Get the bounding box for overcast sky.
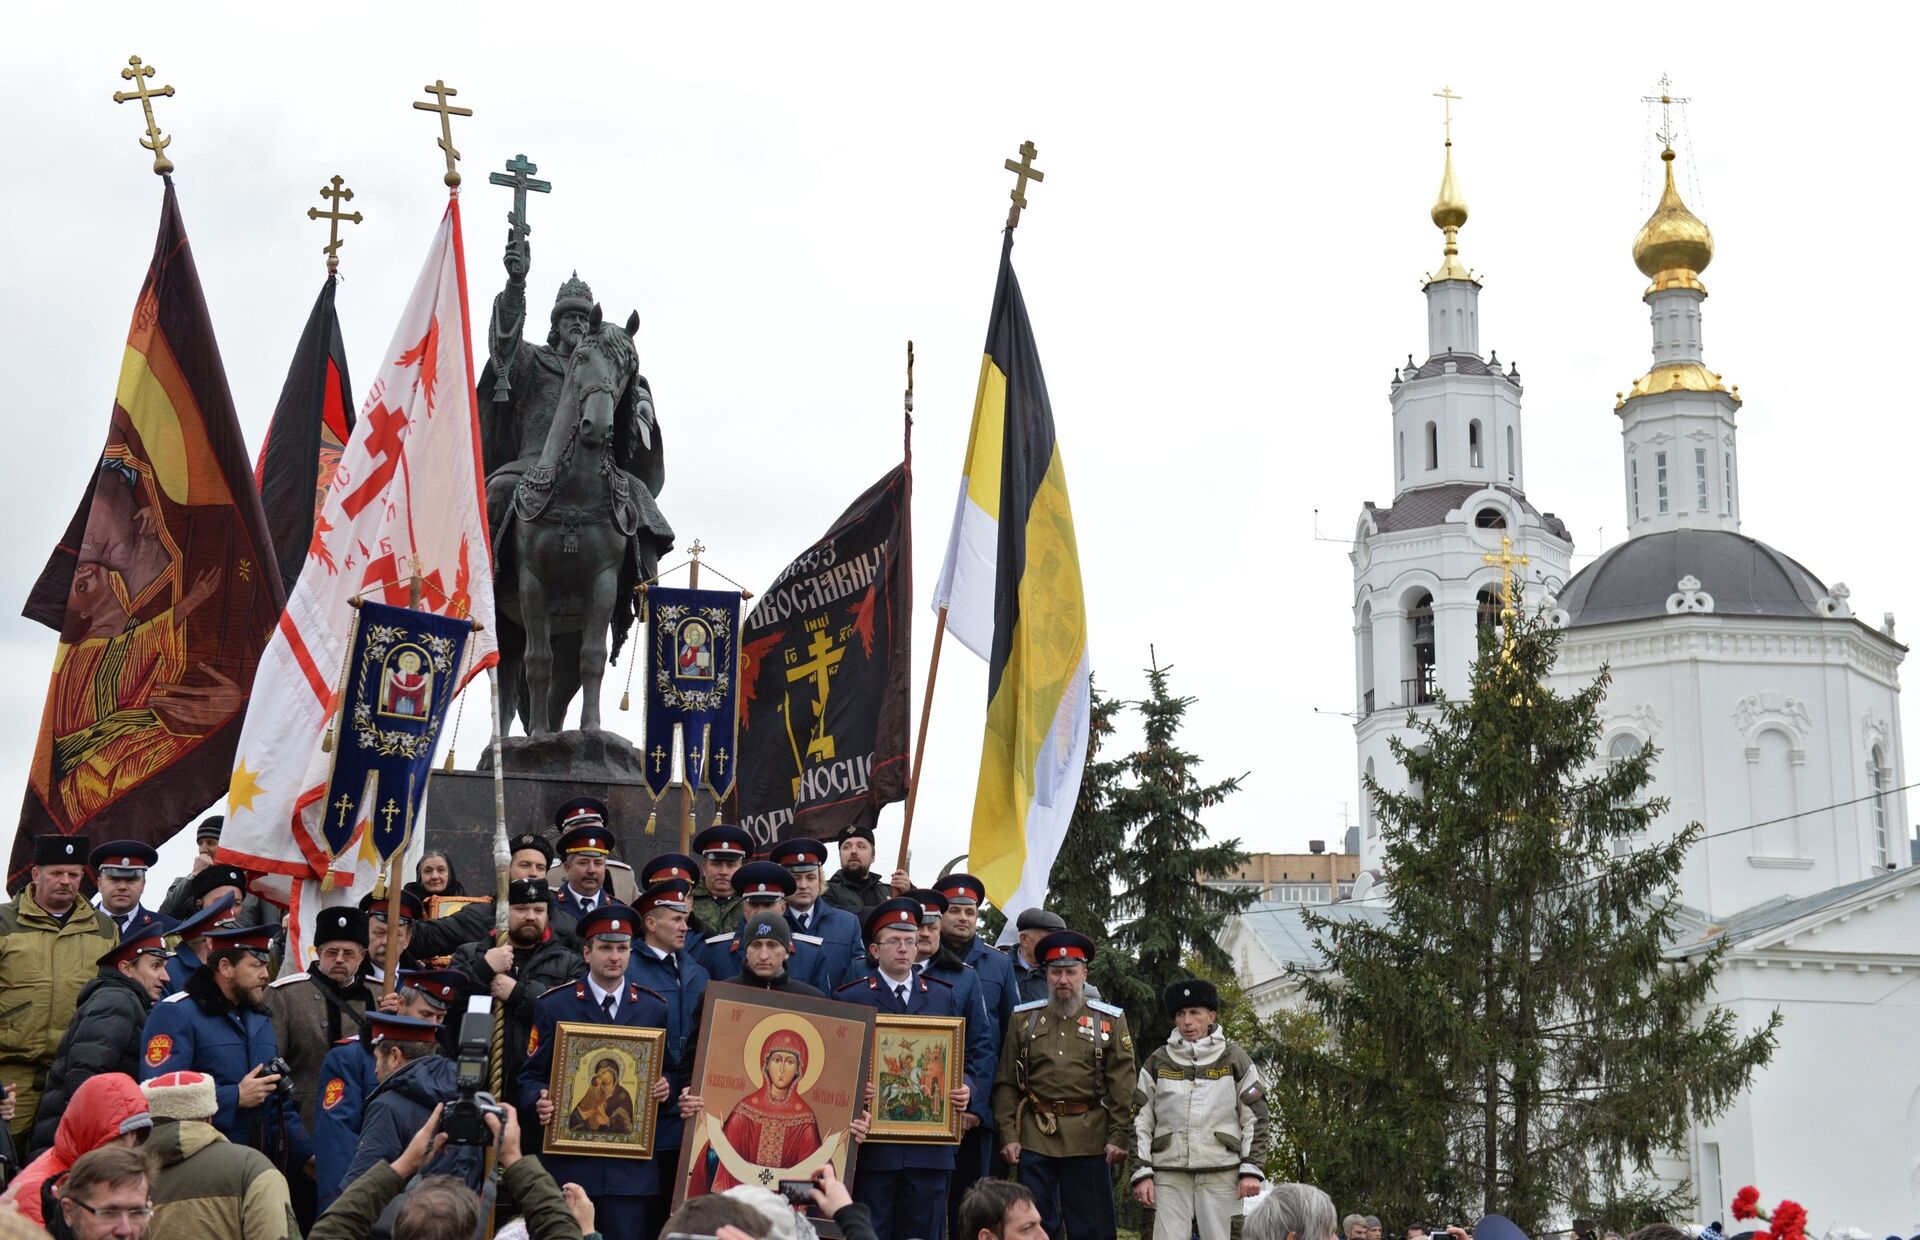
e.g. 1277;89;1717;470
7;5;1918;897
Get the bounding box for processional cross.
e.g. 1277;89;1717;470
413;80;473;187
308;176;364;271
1004;140;1044;229
112;55;176;176
489;154;551;239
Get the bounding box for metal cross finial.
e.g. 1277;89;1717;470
1640;73;1690;151
112;55;177;176
413;80;473;187
308;176;364;272
1004;140;1044;230
489;153;551;239
688;539;706;562
1482;534;1531;612
1433;86;1462;146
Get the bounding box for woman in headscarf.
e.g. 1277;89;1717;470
405;850;466;901
0;1073;150;1228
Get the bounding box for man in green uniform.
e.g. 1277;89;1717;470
991;928;1135;1240
688;824;751;935
0;834;116;1143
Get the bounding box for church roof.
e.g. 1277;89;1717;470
1365;483;1572;541
1557;529;1827;627
1665;867;1920;959
1232;899;1390;971
1405;351;1517;382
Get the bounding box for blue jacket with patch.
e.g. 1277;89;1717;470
312;1035;377;1212
342;1052;487;1192
786;901;862;990
517;977;670;1197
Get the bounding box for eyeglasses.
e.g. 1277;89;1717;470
67;1199;154;1225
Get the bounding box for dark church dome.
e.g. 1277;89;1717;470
1557;529;1828;627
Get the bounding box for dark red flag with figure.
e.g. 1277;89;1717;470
737;458;912;849
14;181;284;886
255;274;354;592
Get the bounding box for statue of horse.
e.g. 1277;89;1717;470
492;305;673;735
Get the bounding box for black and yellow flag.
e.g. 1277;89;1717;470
932;232;1090;917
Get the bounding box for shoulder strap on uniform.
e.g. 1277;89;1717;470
705;932;736;945
793;932;823;946
161;991;189;1004
268;973;308;989
1012;998;1045;1013
923;974;953;989
627;982;664;1003
833;977;872;993
535;981;576;1000
1087;999;1125;1018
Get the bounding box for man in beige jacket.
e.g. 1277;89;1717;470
140;1070;298;1240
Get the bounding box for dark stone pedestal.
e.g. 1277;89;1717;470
421;762;718;891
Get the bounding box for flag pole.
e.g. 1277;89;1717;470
677;550;703;853
896;342;930;876
487;663;510;1099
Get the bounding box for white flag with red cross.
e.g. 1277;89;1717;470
219;198;496;959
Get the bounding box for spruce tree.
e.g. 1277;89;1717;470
1107;650;1252;1046
1283;588;1777;1231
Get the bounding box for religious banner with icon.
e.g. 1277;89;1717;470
736;463;911;850
673;983;874;1234
319;599;474;863
643;587;743;800
13;180;284;888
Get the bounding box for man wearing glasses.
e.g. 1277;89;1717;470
56;1144;161;1240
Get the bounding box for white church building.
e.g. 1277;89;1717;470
1225;113;1920;1234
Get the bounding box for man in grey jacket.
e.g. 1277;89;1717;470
1130;978;1270;1240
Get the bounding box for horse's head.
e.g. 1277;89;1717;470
559;304;639;453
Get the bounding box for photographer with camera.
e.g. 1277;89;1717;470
340;1011;488;1195
313;1100;588;1240
313;980;453;1214
139;924;312;1179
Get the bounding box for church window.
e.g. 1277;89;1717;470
1475;586;1503;634
1725;452;1735;515
1474;507;1506;529
1407;592;1436;705
1469;420;1483;468
1630;460;1641;520
1749;729;1800;858
1505;426;1515;481
1424;423;1438;471
1695;448;1709;512
1358;602;1375;714
1655;451;1669;514
1871;747;1892;868
1607;734;1644;856
1397;432;1405;481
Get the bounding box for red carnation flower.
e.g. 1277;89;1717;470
1769;1201;1807;1240
1732;1187;1763;1221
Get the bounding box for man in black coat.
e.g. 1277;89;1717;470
339;1011;485;1192
449;878;581;1091
32;926;172;1149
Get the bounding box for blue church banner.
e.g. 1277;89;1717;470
643;587;742;800
321;599;473;862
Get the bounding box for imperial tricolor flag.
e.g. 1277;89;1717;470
737;461;912;849
220;197;495;955
256;273;355;593
933;230;1090;931
644;588;743;801
13;181;284;886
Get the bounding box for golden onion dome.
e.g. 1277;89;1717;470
1427;141;1474;283
1632;148;1713;292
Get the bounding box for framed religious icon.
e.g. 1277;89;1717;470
867;1015;964;1144
543;1021;668;1160
674;983;874;1234
421;896;491;967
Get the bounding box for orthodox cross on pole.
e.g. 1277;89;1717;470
1641;73;1690;151
1482;534;1530;612
112;55;176;176
413;80;473;187
308;175;364;272
1004;140;1044;230
489;154;551;239
1433;85;1462;145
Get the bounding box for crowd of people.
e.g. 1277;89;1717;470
0;800;1276;1240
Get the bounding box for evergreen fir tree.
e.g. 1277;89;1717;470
1107;650;1252;1046
1282;589;1778;1231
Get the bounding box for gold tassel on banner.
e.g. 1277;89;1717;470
644;806;657;836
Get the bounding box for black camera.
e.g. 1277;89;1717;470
263;1057;296;1102
442;997;504;1146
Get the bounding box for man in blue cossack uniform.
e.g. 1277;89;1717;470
140;924;312;1176
90;839;175;940
624;872;710;1227
549;799;618;933
694;861;832;990
834;897;993;1240
165;881;244;993
771;837;863;990
520;903;671;1240
310;982;449;1211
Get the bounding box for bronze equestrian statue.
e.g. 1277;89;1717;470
479;234;674;736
